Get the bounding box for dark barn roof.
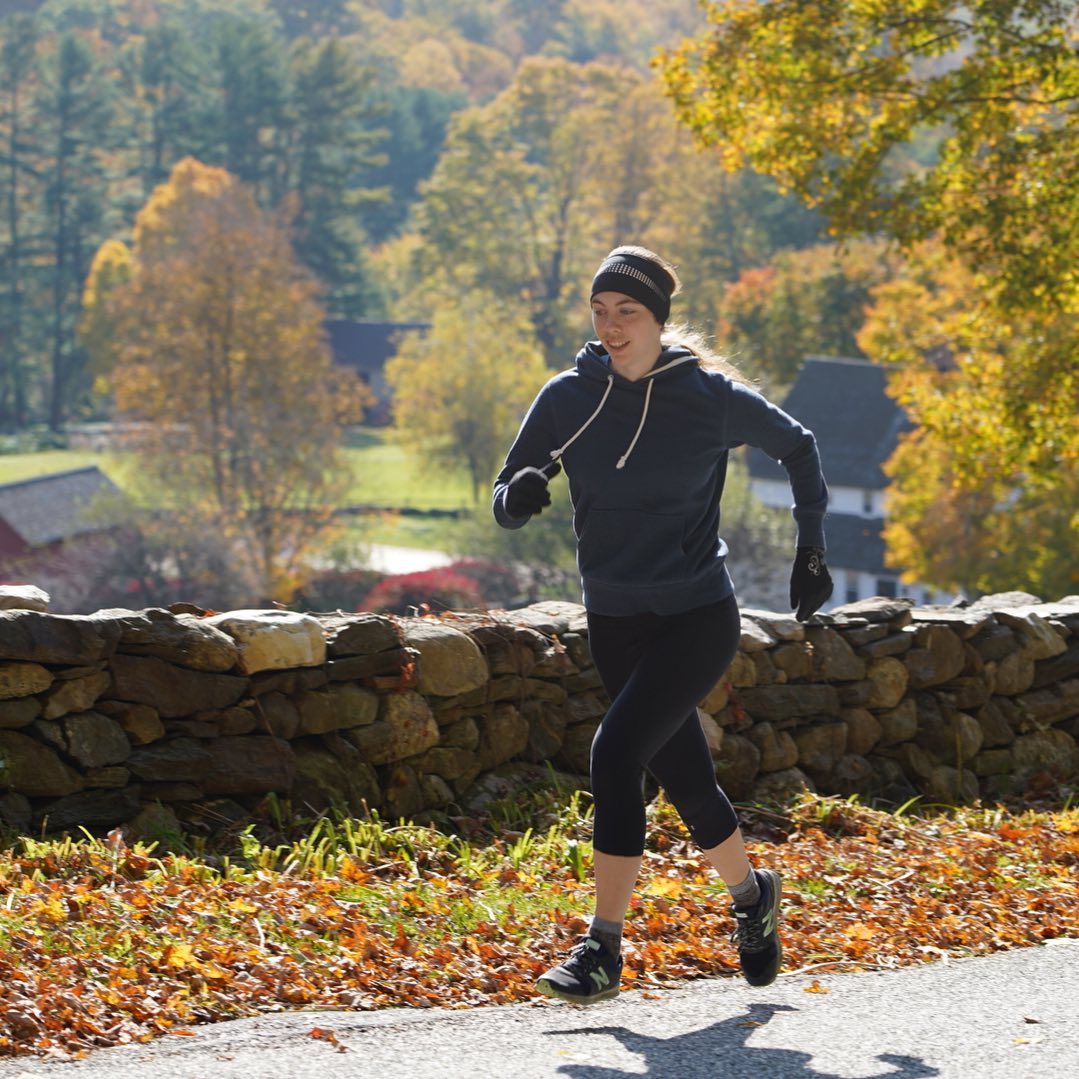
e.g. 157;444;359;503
323;320;429;378
747;356;910;489
0;466;120;549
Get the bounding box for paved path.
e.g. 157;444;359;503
2;938;1075;1078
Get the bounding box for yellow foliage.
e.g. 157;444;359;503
103;157;366;600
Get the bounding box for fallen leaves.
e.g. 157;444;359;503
0;797;1075;1059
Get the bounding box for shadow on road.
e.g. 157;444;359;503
547;1001;940;1078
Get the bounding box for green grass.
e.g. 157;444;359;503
0;449;124;485
0;429;478;547
342;437;473;509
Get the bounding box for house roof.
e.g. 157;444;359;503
324;319;430;378
824;514;889;576
0;466;120;548
746;356;910;489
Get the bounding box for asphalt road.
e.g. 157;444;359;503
2;937;1075;1079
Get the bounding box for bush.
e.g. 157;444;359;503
360;566;485;615
440;558;528;609
293;567;386;612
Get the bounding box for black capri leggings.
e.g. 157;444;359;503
586;595;742;858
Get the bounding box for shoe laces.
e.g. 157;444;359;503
731;909;766;952
562;935;608;975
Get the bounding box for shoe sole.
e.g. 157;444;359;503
742;868;783;988
534;977;620;1005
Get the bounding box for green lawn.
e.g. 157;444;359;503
0;430;478;548
0;449;125;486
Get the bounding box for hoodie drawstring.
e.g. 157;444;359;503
549;373;614;465
550;354;697;470
615;377;653;470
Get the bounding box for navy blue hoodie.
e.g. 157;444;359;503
493;342;828;616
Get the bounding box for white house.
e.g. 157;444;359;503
746;356;954;608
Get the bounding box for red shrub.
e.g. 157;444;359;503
360;566;485;615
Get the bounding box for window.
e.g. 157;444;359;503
862;489;874;514
845;587;859;604
875;578;897;598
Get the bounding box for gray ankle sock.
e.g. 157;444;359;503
728;868;762;909
589;915;623;957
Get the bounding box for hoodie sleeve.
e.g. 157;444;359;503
725;380;829;550
492;384;558;529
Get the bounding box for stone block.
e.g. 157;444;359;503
400;619;489;697
206;610;326;674
713;732;761;802
751;766;814;804
842;708;883;756
736;683;841;720
476;703;530;770
292;740;381;813
0;731;83;796
0;697;41;728
42;670;111;720
201;735;296;796
924;765;979;804
906;625;966;689
321;613;401;657
748;721;798;773
0;610;120;665
60;711;131;769
864;657;909;709
991;649;1036;696
995;609;1068;661
806;626;866;681
112;608;239;672
0;661;53;700
109;654;246;718
0;585;49;612
974;700;1015;748
793;721;848;773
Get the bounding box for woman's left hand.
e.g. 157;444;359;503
790;546;833;621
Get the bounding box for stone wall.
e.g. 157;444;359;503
0;590;1077;838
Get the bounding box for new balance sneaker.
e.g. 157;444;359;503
731;868;783;987
535;934;623;1004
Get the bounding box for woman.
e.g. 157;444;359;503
493;246;832;1004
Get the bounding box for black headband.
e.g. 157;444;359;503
590;254;672;324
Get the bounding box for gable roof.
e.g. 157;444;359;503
746;356;910;489
324;319;429;378
0;466;120;548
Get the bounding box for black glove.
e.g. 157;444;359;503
504;462;561;519
790;545;833;621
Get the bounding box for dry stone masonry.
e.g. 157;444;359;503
0;588;1077;839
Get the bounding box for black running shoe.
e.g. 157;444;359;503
731;868;783;987
535;934;622;1004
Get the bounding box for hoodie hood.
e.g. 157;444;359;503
552;343;699;469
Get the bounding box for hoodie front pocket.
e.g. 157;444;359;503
577;508;688;586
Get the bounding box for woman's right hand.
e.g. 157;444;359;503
504;462;561;518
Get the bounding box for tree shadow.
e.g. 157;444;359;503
547;1001;940;1079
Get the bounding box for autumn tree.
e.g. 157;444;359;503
88;157;370;601
660;1;1079;596
384;292;550;503
0;13;39;429
715;239;899;389
34;30;114;430
860;242;1078;598
659;0;1079;310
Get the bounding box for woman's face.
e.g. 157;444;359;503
590;291;663;374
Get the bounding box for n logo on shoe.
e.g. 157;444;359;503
590;968;610;990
